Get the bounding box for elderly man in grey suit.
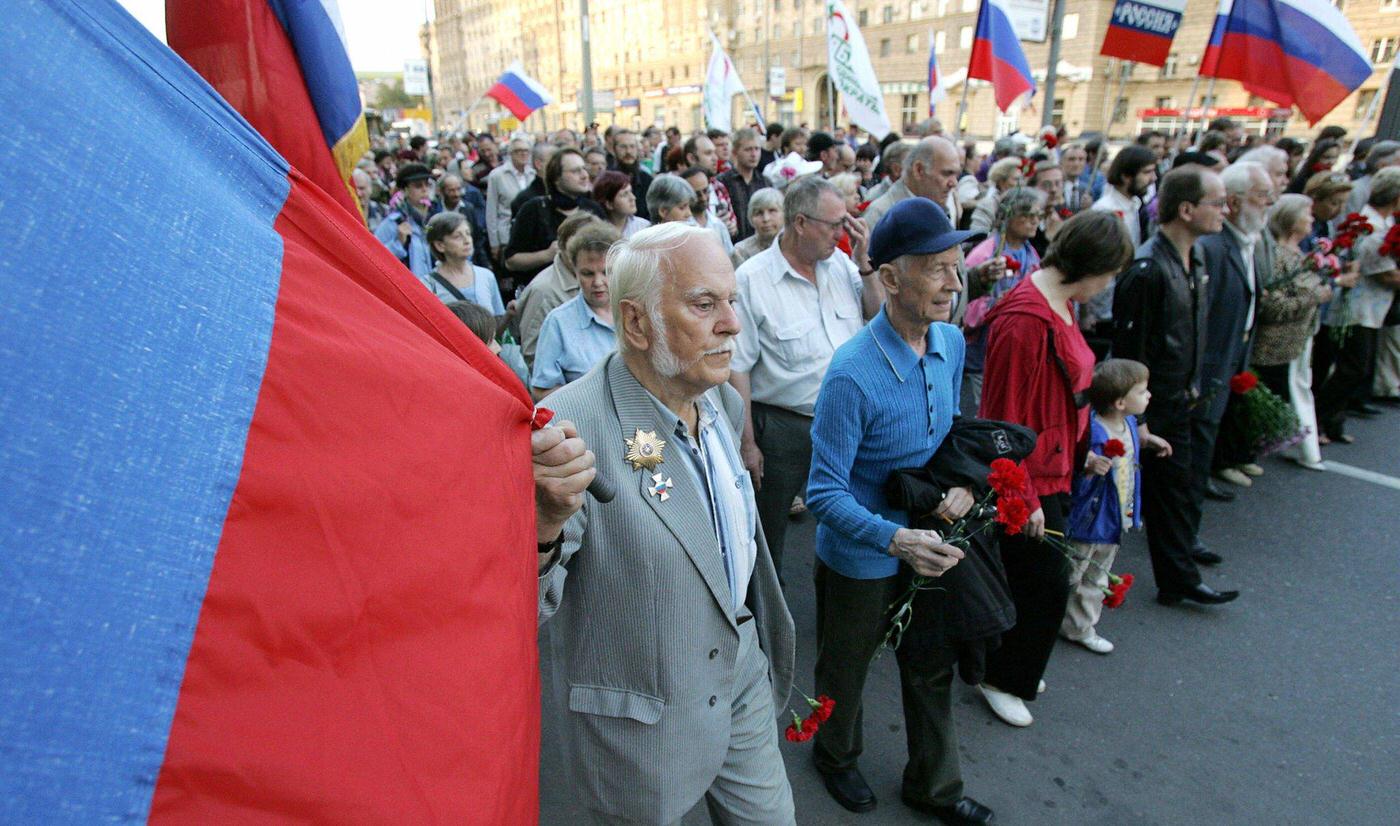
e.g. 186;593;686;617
535;222;797;825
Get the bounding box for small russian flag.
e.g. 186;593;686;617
968;0;1036;112
486;62;555;121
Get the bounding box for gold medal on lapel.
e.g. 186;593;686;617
625;429;666;471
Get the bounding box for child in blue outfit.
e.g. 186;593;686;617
1061;359;1152;654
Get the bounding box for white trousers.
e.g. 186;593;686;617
1373;325;1400;398
1286;337;1323;466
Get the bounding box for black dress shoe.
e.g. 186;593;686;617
1157;583;1240;605
1374;395;1400;408
1348;403;1381;418
902;794;996;824
819;766;877;813
1204;479;1237;502
1191;544;1223;565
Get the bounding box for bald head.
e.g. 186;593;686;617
904;136;962;203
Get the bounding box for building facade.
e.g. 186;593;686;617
430;0;1400;141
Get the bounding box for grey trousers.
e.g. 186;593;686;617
751;402;813;580
587;617;796;826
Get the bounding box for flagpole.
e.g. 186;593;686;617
1105;61;1129;139
954;76;971;141
1040;0;1066;129
1197;76;1217;139
461;93;487;131
1177;72;1203;139
828;73;838;131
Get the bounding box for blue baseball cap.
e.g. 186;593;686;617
868;197;985;268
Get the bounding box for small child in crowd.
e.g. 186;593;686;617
1062;358;1158;654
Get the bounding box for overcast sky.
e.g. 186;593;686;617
114;0;430;74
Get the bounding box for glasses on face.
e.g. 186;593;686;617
800;213;846;231
1193;197;1228;209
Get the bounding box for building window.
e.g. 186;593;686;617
1063;13;1079;39
1113;96;1129;123
907;33;920;52
880;38;891;57
859;9;869;25
1355;89;1378;118
1385;0;1400;10
901;93;920;129
1051;97;1065;127
793;21;801;37
1371;38;1397;65
935;30;946;52
883;5;895;23
959;25;972;49
1155;96;1173;108
910;0;928;20
1160;53;1178;79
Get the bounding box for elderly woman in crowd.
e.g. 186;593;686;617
593;170;650;239
646;173;697;224
976;211;1144;728
730;188;783;268
1315;167;1400;444
1303;170;1355;248
423;211;505;316
1252;195;1357;468
969;157;1026;233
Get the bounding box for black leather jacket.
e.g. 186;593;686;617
1112;232;1209;426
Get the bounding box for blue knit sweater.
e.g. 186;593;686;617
806;309;964;580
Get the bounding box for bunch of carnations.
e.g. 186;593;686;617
882;459;1032;651
1297;236;1343;287
784;691;835;743
1333;212;1374;251
1102;573;1135;608
1228;370;1306;456
1378;223;1400;259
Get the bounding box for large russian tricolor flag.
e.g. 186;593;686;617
968;0;1037;112
1100;0;1187;67
1199;0;1233;77
1207;0;1371;124
168;0;369;220
486;62;555;121
1;1;539;822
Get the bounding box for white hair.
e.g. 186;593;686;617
1221;161;1268;195
1235;146;1287;171
607;222;715;356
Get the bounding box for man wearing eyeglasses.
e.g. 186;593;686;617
730;176;884;579
1113;165;1241;608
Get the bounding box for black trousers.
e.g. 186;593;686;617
1188;413;1219;541
1315;327;1379;438
982;492;1072;701
1254;362;1291;400
751;402;813;580
1141;409;1204;594
812;562;963;807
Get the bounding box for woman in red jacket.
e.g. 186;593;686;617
976;210;1134;728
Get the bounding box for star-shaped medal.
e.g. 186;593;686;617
648;472;674;502
625;428;666;471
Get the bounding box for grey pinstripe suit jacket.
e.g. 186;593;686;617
539;353;796;822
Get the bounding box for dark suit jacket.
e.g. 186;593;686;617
1197;225;1260;423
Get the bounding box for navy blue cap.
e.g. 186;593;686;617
868;197;985;268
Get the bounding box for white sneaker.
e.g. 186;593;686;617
1074;634;1115;654
1238;463;1264;477
979;684;1033;727
1293;458;1326;471
1037;679;1046;694
1216;467;1252;487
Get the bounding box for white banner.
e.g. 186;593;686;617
1004;0;1050;43
403;59;429;96
703;31;749;132
826;0;891;139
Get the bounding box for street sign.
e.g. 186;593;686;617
581;89;616;112
1004;0;1050;43
403;59;429;95
768;67;786;98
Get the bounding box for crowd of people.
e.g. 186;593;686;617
360;117;1399;824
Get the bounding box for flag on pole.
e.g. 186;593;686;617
704;30;750;131
1199;0;1234;77
928;29;947;113
826;0;892;139
968;0;1037;112
486;62;555;121
2;1;540;821
1205;0;1371;124
167;0;369;220
1100;0;1188;67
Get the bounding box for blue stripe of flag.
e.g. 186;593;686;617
0;0;290;819
266;0;363;147
976;0;1036;95
500;72;548;112
1224;0;1371;89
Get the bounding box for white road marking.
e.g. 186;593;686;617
1321;460;1400;492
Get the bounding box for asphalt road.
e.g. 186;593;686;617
541;407;1400;825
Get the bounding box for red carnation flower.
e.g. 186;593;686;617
1043;133;1058;149
1229;371;1258;395
1102;438;1126;459
1004;258;1021;272
988;458;1028;497
995;496;1031;535
1103;572;1135;608
812;695;835;722
1057;206;1073;219
784;723;810;742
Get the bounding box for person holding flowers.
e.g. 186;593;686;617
806;198;993;824
976;210;1139;728
1061;359;1153;654
1315;167;1400;444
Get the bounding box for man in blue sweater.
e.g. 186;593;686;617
806;198;994;825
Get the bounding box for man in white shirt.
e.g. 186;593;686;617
1085;144;1159;332
485;138;535;259
730;176;884;578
